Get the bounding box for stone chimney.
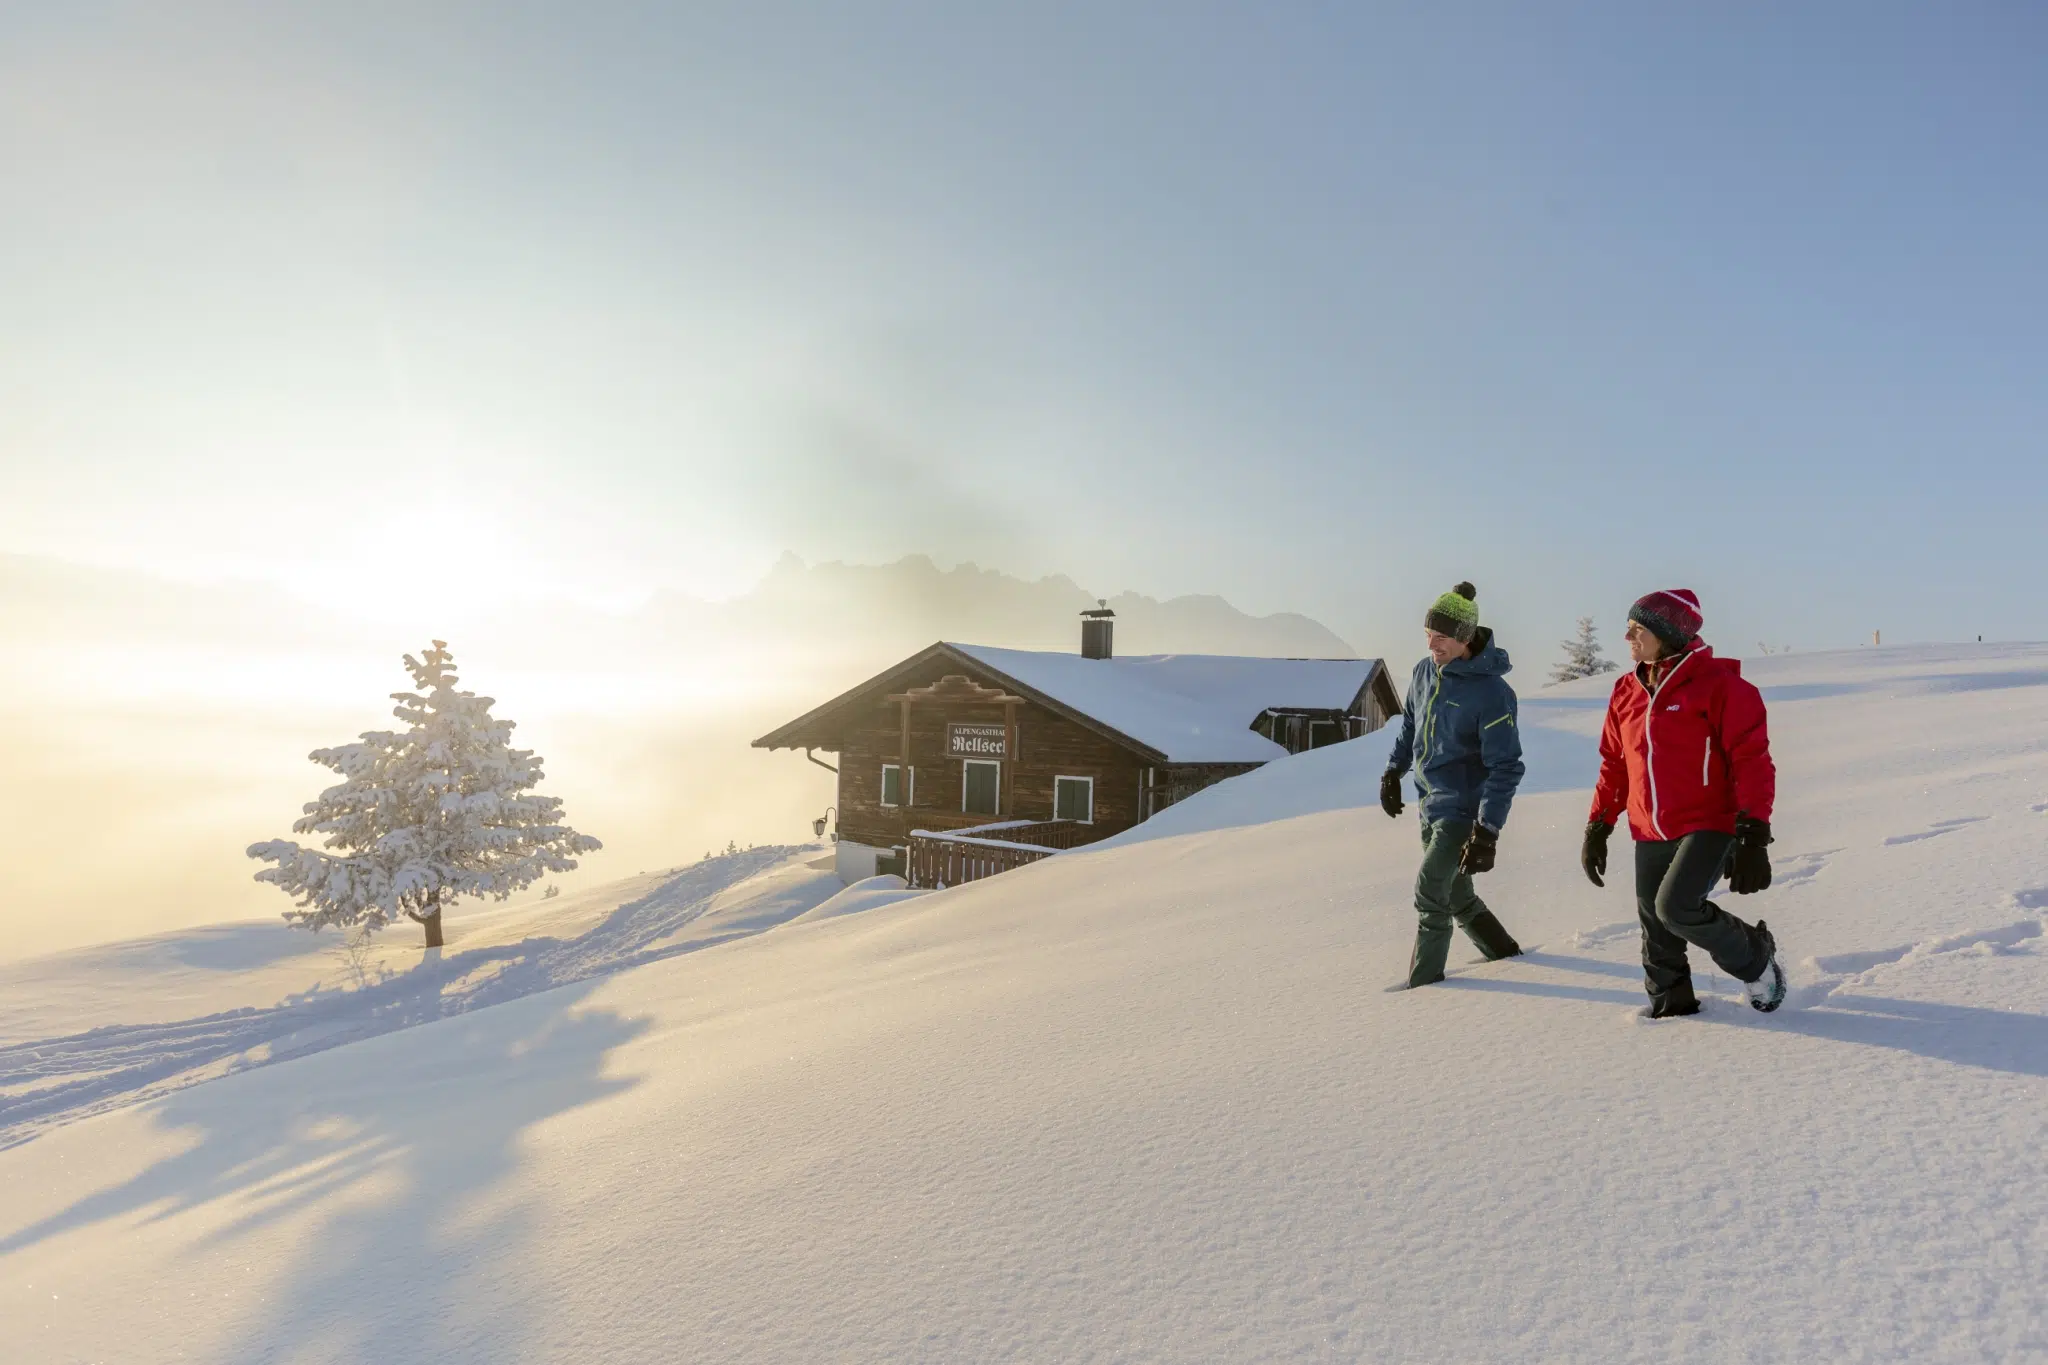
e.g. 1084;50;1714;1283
1081;600;1115;660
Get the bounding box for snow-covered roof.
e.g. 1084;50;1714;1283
947;644;1381;764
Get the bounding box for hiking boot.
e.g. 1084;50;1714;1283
1464;910;1523;961
1744;920;1787;1013
1385;973;1445;993
1640;994;1701;1019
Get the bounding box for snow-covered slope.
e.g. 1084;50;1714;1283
4;644;2046;1363
0;848;850;1144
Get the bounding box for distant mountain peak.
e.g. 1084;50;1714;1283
740;552;1357;660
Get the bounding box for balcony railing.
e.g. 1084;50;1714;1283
905;819;1091;888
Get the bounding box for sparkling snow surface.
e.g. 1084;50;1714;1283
949;643;1381;762
4;644;2047;1363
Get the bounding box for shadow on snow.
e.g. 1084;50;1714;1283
0;846;813;1149
1757;669;2048;703
1441;957;2048;1078
1;980;646;1363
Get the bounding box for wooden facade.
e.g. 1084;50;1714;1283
831;655;1159;850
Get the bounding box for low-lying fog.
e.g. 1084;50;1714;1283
0;552;1363;961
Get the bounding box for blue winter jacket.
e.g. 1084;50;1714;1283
1384;630;1526;831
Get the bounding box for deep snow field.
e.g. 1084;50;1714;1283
3;643;2046;1363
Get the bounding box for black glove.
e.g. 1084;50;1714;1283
1727;814;1773;894
1460;825;1498;875
1380;770;1405;820
1581;820;1612;888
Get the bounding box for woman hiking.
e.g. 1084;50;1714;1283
1380;582;1527;989
1581;589;1787;1016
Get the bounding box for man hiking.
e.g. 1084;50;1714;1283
1380;582;1527;989
1580;589;1788;1016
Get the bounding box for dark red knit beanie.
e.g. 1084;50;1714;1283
1629;589;1703;651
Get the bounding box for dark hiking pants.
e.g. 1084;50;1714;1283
1634;832;1769;1011
1409;818;1519;987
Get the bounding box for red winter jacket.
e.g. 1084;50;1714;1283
1590;643;1775;842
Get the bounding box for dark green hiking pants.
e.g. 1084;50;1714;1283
1409;818;1518;987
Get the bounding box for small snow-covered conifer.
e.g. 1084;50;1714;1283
248;642;601;948
1550;617;1619;684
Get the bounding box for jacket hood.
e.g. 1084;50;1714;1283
1445;628;1512;678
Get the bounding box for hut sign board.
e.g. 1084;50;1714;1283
946;722;1011;760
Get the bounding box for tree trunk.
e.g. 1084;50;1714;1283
420;894;444;949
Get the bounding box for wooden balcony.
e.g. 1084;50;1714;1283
905;819;1092;889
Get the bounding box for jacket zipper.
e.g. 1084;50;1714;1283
1415;668;1444;801
1641;648;1697;841
1702;736;1711;787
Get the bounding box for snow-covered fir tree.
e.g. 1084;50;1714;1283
1550;617;1619;684
248;641;601;948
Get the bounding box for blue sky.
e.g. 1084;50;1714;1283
1;2;2042;659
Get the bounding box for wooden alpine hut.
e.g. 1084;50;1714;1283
754;607;1400;888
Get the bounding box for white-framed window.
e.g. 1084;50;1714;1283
881;763;913;808
962;759;1001;816
1054;774;1094;823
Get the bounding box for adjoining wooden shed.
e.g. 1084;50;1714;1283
754;609;1400;887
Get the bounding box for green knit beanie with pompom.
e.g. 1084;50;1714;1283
1424;581;1480;643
